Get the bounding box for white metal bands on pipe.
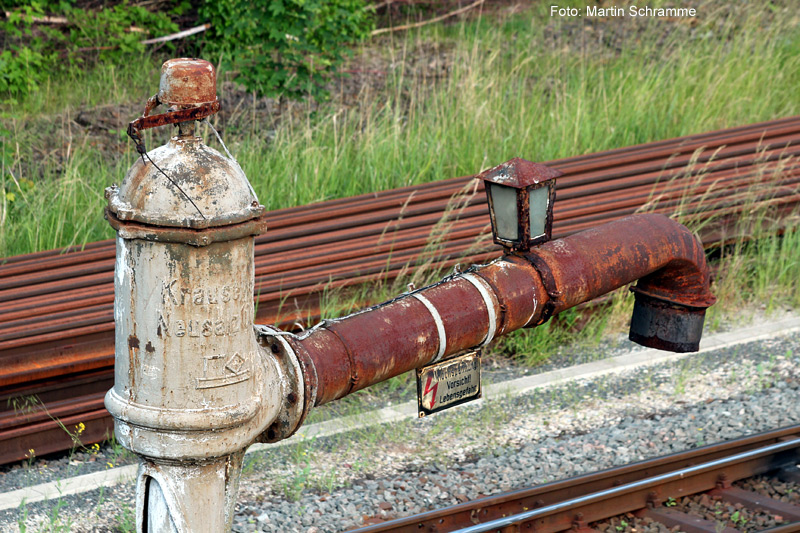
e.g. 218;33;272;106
462;273;498;347
412;293;447;363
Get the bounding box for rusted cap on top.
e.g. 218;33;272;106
158;58;217;107
479;157;562;189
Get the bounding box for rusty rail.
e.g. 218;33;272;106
1;117;799;464
354;425;800;532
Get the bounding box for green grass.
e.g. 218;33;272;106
2;1;799;257
240;2;800;211
498;301;625;366
708;220;800;317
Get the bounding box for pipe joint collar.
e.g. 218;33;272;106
254;325;316;443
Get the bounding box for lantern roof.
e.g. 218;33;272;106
478;157;563;189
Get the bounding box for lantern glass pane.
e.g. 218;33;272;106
529;184;550;239
489;183;519;241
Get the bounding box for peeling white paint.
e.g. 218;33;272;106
528;295;538;326
550;239;571;254
115;236;128;287
106;121;298;531
492;259;513;271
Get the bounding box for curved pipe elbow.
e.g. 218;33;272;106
525;213;716;352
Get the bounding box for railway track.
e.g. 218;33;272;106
354;425;800;533
1;116;800;465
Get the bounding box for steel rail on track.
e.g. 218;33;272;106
355;426;800;533
457;440;800;533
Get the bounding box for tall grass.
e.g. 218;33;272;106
240;1;799;206
2;2;798;257
707;218;800;322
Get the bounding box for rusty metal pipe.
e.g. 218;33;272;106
526;213;715;352
287;213;714;410
527;214;713;311
287;261;544;406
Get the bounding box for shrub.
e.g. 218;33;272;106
0;1;179;101
198;0;374;100
1;0;374;103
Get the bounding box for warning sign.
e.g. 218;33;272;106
416;351;481;417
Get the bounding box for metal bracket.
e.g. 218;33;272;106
525;252;562;326
127;98;221;154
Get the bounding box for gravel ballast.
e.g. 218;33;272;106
1;324;799;532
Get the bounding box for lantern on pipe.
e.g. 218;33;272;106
479;158;562;252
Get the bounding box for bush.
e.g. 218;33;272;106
0;1;179;101
0;0;374;103
198;0;373;100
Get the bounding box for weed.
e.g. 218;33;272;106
280;460;313;502
727;367;738;386
317;467;344;494
17;499;28;533
46;496;73;532
673;364;691;396
105;430;134;468
278;444;315;502
116;502;136;533
7;394;39;416
95;486;106;513
273;438;350;501
757;361;770;390
731;510;748;527
242;453;265;477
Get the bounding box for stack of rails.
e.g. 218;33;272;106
1;116;800;464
